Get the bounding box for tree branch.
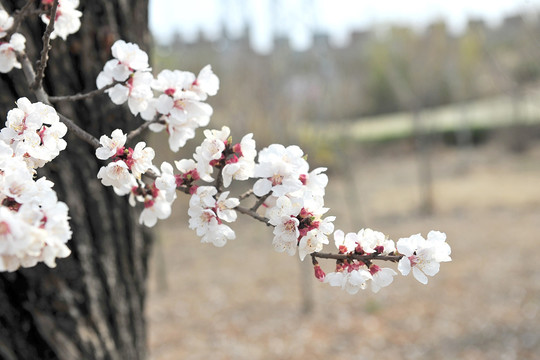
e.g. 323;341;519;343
238;189;253;201
5;0;35;38
312;252;403;263
18;52;101;149
166;171;406;265
48;82;117;102
234;205;271;226
214;166;224;193
31;0;58;90
250;193;270;212
126;116;163;142
18;52;50;103
59;113;101;148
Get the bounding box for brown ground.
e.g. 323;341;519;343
146;136;540;360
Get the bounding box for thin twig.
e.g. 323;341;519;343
214;166;224;193
59;114;101;148
235;200;402;263
5;0;35;38
30;9;48;17
18;52;50;103
238;189;253;201
250;193;270;212
48;82;117;102
127;116;164;142
31;0;58;90
235;205;271;226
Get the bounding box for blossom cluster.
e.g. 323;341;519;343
40;0;82;40
96;40;219;152
194;126;256;185
0;99;71;272
255;144;335;260
188;186;238;247
0;97;67;168
0;10;26;73
94;129;175;227
96;40;153;115
322;229;451;294
0;1;453;297
396;230;452;284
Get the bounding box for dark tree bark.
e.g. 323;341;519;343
0;1;153;359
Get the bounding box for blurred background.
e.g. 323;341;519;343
145;1;540;359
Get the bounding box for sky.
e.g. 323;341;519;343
149;0;540;53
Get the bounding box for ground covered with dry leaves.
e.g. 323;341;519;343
146;137;540;360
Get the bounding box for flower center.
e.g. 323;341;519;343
271;174;284;186
408;255;418;267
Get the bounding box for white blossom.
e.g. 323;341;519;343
397;232;451;284
1;97;66;168
192;126;230;181
95;129;127;160
0;10;14;38
107;71;154;116
356;228;395;255
191;65;219;100
333;228;395;256
215;191;239;222
151;69;194;94
370;266;398;293
325;269;373;295
139;190;172;227
188;186;237;247
298;229;329;261
253;144;308;197
188;206;217;236
272;216;300;256
222;133;256;188
96;160;136;195
148;66;218;152
130;142;155;179
155;162;177;203
110;39;150;73
266;195;303;226
0;150;71;272
201;223;235;247
189;186;217;209
0;33;25;73
41;0;82;40
333;229;358;254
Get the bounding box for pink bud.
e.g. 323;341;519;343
144;198;155;209
314;264;325;282
175;174;184;187
226;154;239;164
151;184;159;198
233;143;243;156
369;264;381;275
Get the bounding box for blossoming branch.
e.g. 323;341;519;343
0;0;451;295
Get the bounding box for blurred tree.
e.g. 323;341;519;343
365;39;400;114
457;24;484;99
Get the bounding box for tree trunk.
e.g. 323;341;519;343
0;1;152;359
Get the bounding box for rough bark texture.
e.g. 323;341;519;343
0;1;152;359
